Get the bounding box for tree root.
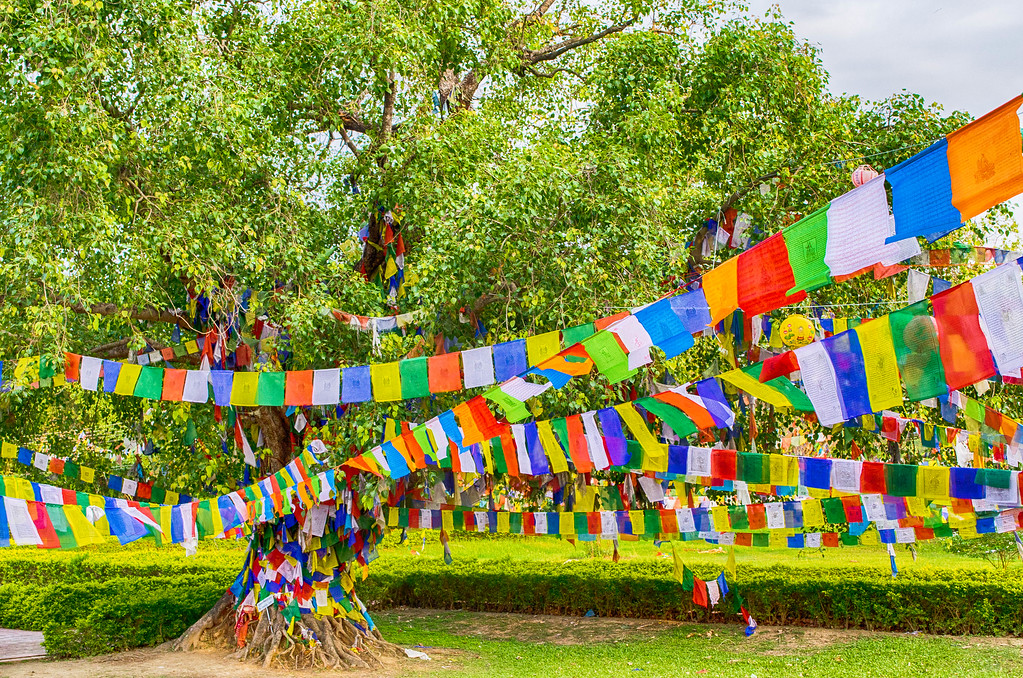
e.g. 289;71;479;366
172;591;235;652
174;592;401;669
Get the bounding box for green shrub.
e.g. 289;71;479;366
41;577;230;658
0;544;1020;658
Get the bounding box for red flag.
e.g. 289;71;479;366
692;577;709;608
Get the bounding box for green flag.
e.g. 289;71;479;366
133;366;164;400
257;371;286;406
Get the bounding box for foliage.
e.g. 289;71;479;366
0;0;988;497
0;537;1017;658
943;533;1022;570
41;577;230;658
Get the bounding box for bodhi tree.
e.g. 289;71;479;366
0;0;978;667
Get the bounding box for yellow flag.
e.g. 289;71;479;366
725;546;737;580
801;499;825;527
479;439;495;474
114;364;142;396
526;331;561;366
917;466;950;500
769;454;799;486
672;543;686;585
442;510;454;533
711;505;730;532
536;421;569;474
370;362;402;402
230;372;260;407
854;318;903;412
63;506;105;546
629;510;645;536
719;369;793;409
615;404;668;472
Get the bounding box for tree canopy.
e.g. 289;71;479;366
0;0;1003;495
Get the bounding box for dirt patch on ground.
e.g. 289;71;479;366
383;608;683;645
0;645;461;678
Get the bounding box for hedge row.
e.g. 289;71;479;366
0;548;242;586
0;574;233;658
359;558;1023;636
0;550;1018;658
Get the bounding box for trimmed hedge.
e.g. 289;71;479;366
0;573;234;658
39;576;231;658
0;546;1019;658
359;558;1023;636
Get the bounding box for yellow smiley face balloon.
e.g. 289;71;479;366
780;314;815;348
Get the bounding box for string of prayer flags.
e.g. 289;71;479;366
887;96;1023;243
385;500;1023;549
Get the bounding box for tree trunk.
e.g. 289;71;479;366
173;585;404;668
253;405;295;473
888;439;900;464
174;404;403;668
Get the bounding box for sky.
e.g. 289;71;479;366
744;0;1023;224
744;0;1023;117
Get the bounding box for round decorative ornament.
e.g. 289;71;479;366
851;164;880;187
780;314;815;348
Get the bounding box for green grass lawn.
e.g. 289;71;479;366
374;610;1023;678
376;528;1002;572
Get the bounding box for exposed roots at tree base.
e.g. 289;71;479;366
172;592;405;670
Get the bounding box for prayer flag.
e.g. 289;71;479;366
692;577;709;608
341;366;371;403
737;232;806;315
889;301;947;401
702;256;739;324
428;353;462;393
793;342;845;425
886;139;961;243
669;290;713;333
132;366;164;400
821;331;871;420
312;368;342;405
230;371;259;407
461;347;496;389
853;317;904;411
113;363;142;396
972;261;1023;378
161;369;186;402
932;282;996;391
371;362;402;401
581;331;635;383
257;371;285;406
399;357;430;399
182;370;210;403
783;207;831;294
946;96;1023;221
823;175;894;276
493;340;528;382
526;331;561;367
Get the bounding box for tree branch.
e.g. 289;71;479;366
523;19;635;65
65;300;192;326
338;127;360;156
